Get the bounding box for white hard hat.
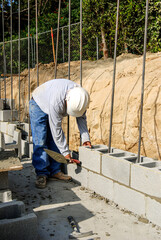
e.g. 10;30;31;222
66;86;90;117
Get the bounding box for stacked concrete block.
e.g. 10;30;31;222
67;164;89;187
68;145;161;228
8;123;17;136
79;145;109;173
0;201;38;240
0;122;9;134
113;182;146;216
102;153;133;186
5;129;22;158
21;139;29;157
0;190;12;203
0;132;5;150
131;161;161;198
88;171;114;201
0;110;18;122
146;197;161;227
29;142;33;159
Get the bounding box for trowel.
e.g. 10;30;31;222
44;149;82;167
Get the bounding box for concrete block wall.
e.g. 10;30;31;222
67;145;161;227
0;121;33;157
0;121;17;144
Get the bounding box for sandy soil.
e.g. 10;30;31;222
2;52;161;160
8;158;161;240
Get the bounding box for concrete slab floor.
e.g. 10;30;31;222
8;158;161;240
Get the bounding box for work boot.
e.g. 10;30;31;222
35;176;47;189
50;172;72;181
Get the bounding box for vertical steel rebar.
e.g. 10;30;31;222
18;0;21;123
28;0;31;143
96;37;99;60
2;0;6;105
137;0;149;163
79;0;83;146
108;0;120;153
80;0;83;87
31;36;34;68
67;0;71;146
33;36;36;67
35;0;39;86
62;27;64;62
54;0;61;79
10;0;13;121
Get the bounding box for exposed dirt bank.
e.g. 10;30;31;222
3;52;161;160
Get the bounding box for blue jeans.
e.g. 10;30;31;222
29;98;61;177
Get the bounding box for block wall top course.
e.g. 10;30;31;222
79;146;102;173
102;154;131;186
131;161;161;198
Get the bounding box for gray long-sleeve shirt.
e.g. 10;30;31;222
32;79;90;156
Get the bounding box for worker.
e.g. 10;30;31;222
29;78;91;188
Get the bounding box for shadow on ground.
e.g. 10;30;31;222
8;158;94;240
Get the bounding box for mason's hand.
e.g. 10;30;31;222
83;141;92;148
65;153;72;160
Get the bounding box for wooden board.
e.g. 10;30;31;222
0;150;23;172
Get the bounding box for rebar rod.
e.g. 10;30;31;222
35;0;39;86
68;0;71;79
10;0;13;121
96;37;99;60
79;0;83;146
28;0;31;143
18;0;21;123
33;36;36;67
62;27;64;62
67;0;71;146
108;0;120;153
137;0;149;163
31;36;34;68
54;0;61;79
2;0;6;105
80;0;82;87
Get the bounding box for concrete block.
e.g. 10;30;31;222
88;171;114;201
79;145;109;173
67;164;89;187
114;182;146;216
146;197;161;227
5;129;22;158
21;140;29;157
6;99;15;110
4;134;13;144
131;161;161;198
102;153;131;186
0;172;8;190
8;123;17;136
0;190;12;203
0;132;5;150
0;201;25;219
0;122;8;134
0;213;38;240
22;123;30;133
29;142;33;159
0;110;18;122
